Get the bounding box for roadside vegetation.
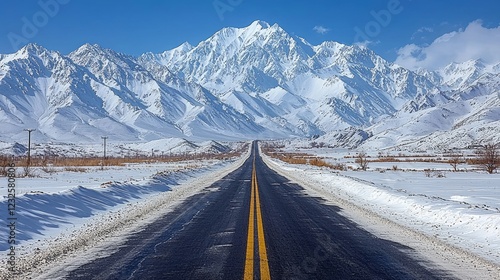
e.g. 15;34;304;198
261;143;347;171
0;143;249;177
262;141;499;174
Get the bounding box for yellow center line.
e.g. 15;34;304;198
243;165;255;280
244;148;271;280
254;163;271;280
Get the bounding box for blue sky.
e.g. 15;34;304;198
1;0;499;69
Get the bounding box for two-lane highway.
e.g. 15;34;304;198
63;142;451;279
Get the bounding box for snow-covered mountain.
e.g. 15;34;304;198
0;44;140;142
358;96;497;150
356;59;500;150
0;20;498;149
0;43;266;142
141;20;439;135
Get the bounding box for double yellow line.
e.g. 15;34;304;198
243;154;271;280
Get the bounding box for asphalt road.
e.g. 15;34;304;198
64;142;451;279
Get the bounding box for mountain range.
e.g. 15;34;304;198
0;20;498;150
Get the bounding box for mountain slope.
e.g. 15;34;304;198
358;61;500;150
0;44;140;142
141;20;439;134
0;21;498;148
0;44;266;142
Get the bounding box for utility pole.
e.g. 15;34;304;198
24;129;36;167
101;136;108;170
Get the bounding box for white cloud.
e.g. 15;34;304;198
313;25;330;35
354;40;380;48
410;27;434;41
395;20;500;71
417;27;434;33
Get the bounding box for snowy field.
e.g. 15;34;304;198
4;161;208;196
260;147;500;277
0;148;250;278
343;167;500;212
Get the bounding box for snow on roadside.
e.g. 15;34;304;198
261;152;500;278
0;146;251;279
1;163;199;252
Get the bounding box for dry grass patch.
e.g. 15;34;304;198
0;143;249;176
261;144;346;171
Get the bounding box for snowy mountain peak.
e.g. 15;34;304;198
145;42;195;66
315;40;345;50
162;42;194;56
71;43;132;63
177;41;194;52
71;43;115;59
70;43;108;61
443;59;486;73
7;43;57;62
249;20;271;29
69;43;145;79
19;43;49;54
231;20;281;38
433;58;499;91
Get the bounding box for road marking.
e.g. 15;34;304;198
254;163;271;279
244;152;271;280
243;165;255;280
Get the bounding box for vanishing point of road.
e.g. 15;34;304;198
65;142;450;279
